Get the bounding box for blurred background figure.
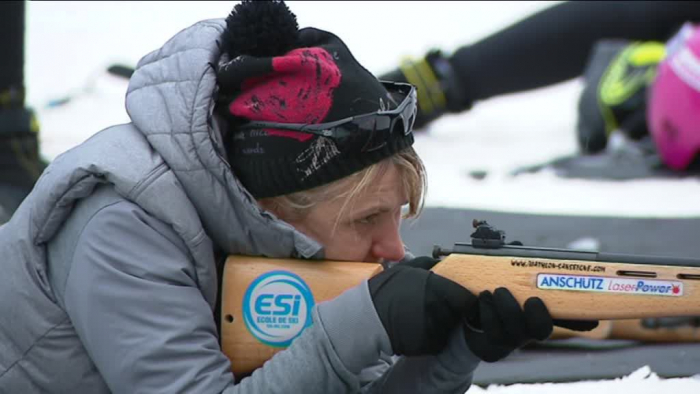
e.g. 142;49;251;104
0;0;45;223
380;1;700;173
4;1;700;223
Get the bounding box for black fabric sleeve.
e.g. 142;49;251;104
451;1;700;103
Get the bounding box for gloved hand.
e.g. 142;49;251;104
464;287;599;362
379;50;472;130
368;256;476;357
577;40;665;153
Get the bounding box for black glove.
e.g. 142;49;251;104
368;256;476;357
379;50;472;130
464;287;599;362
577;40;665;153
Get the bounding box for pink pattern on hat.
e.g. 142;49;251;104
229;47;341;142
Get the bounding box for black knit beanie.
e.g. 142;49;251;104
216;0;415;199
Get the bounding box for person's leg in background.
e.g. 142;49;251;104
381;1;699;130
0;0;46;223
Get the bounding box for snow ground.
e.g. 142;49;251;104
24;1;700;391
471;366;700;393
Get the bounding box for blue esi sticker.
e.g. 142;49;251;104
242;270;315;347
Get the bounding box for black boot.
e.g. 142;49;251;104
380;50;472;130
0;93;46;220
0;1;44;222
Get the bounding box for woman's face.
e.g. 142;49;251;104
285;164;408;263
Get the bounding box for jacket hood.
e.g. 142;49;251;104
124;19;322;258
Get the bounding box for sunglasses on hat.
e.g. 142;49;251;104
237;81;417;153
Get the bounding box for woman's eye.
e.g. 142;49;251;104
357;213;380;225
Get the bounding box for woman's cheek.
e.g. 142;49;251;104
347;233;374;261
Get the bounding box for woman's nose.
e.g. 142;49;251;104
370;224;406;263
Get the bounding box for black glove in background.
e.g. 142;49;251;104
577;39;662;153
465;288;599;362
368;256;476;357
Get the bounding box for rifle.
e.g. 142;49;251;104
220;220;700;376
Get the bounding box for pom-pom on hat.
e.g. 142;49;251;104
216;0;415;199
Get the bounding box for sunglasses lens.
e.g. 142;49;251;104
366;115;397;152
375;115;391;132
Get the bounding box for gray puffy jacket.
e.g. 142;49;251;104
0;19;479;394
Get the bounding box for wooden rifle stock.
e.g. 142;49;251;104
220;221;700;376
220;257;383;376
